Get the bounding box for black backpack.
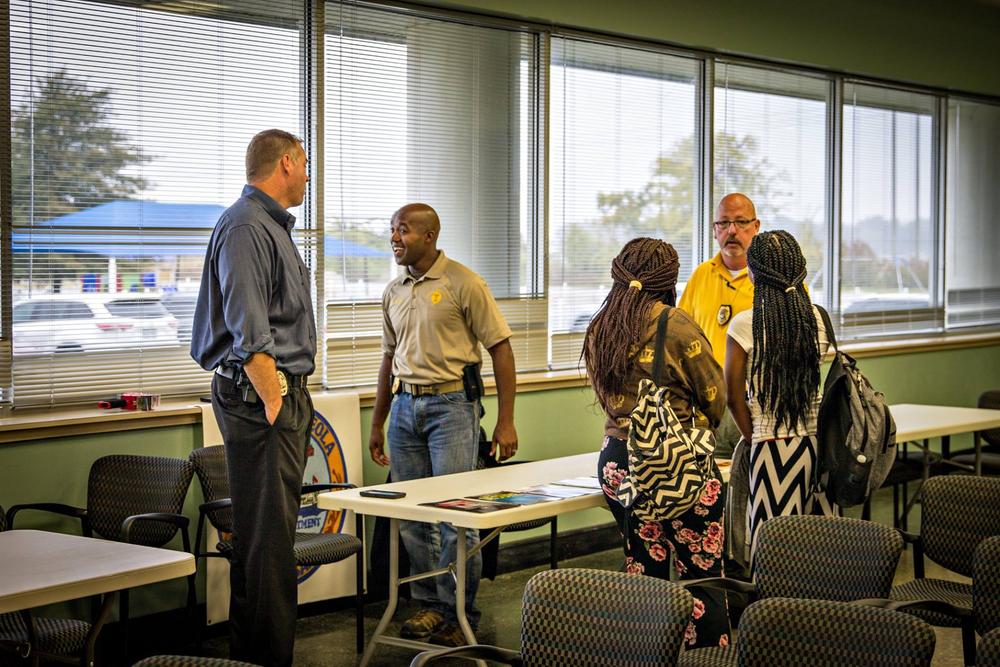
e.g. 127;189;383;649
815;306;897;507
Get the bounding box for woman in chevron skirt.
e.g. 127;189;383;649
583;237;731;649
723;230;838;561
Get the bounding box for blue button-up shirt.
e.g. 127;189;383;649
190;185;317;376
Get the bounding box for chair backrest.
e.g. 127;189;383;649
188;446;234;533
921;475;1000;576
980;628;1000;667
976;535;1000;636
753;514;903;601
737;597;936;667
0;505;6;531
979;390;1000;448
519;568;692;666
87;454;193;545
133;656;260;667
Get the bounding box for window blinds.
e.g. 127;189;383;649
9;0;303;406
323;2;544;386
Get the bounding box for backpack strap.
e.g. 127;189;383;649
815;304;839;353
650;307;671;386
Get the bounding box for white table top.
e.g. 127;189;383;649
891;403;1000;442
319;452;606;530
0;530;195;614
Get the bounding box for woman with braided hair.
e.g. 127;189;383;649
724;230;837;560
583;237;731;649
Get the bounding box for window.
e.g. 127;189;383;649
946;98;1000;328
841;83;940;337
714;62;830;304
549;37;702;369
9;0;303;405
323;3;544;386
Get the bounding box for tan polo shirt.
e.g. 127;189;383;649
381;250;512;385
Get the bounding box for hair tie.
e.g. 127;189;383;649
784;285;797;293
629;280;643;291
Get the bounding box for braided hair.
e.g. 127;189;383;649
745;230;820;435
582;237;680;408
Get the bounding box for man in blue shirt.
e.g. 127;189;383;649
191;129;314;667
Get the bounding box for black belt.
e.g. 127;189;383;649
215;365;308;388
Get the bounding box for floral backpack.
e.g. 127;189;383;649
615;308;716;522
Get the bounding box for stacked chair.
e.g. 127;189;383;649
976;536;1000;666
133;657;259;667
5;455;196;663
889;475;1000;665
677;514;904;666
735;597;936;667
411;568;694;666
187;446;365;653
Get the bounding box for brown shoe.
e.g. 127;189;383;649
428;623;468;647
400;609;445;639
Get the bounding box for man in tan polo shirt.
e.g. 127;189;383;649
369;202;518;647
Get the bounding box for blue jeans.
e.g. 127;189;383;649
388;390;482;627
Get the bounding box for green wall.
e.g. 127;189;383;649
3;343;997;618
425;0;1000;97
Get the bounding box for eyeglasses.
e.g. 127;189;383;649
713;218;757;230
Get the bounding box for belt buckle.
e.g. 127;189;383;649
276;370;289;397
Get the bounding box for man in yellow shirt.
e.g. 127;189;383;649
678;192;760;456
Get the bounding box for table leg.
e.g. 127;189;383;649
453;527;486;667
359;517;400;667
975;431;983;476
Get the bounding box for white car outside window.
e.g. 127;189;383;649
12;294;179;356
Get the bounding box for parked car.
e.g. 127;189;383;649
12;293;179;356
160;292;199;343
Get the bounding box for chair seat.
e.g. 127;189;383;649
133;656;261;666
217;532;362;566
293;532;362;566
0;612;91;656
949;452;1000;474
677;644;736;667
501;517;553;532
890;578;972;626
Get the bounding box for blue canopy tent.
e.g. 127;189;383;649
11;200;391;259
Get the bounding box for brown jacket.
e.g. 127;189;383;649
598;303;726;440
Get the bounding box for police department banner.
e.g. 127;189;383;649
198;391;364;624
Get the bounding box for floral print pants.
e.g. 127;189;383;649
598;435;731;649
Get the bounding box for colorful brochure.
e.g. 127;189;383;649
468;491;555;505
551;475;603;490
521;483;600;498
419;498;516;513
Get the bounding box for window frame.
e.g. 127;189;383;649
2;0;1000;408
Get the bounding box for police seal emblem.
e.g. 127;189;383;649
717;304;732;326
296;410;350;583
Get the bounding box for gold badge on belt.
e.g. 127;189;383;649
276;370;289;397
717;304;732;326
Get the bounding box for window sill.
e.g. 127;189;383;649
2;328;997;444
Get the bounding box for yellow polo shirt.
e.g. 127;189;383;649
381;250;512;385
677;253;755;367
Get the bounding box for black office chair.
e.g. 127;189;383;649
0;504;97;666
889;475;1000;665
976;536;1000;650
133;656;260;666
187;446;365;653
735;597;936;667
980;628;1000;667
5;455;196;662
410;568;693;666
677;514;904;667
948;390;1000;474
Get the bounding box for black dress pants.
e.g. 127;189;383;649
212;374;313;667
